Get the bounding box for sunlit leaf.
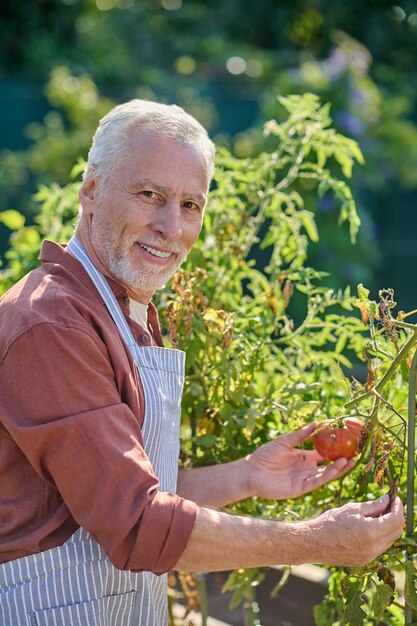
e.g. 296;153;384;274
0;210;25;230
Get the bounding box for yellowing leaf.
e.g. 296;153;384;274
202;307;226;331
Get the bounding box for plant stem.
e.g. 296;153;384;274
197;573;208;626
243;586;260;626
274;300;320;345
345;330;417;410
405;348;417;625
401;309;417;320
406;353;417;538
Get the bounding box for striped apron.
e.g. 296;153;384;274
0;236;186;626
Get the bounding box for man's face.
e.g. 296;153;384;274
87;132;208;302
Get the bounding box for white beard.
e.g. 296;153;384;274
91;212;188;293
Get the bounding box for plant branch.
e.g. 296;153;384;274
345;331;417;409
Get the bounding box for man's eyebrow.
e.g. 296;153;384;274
187;191;207;205
130;177;170;194
131;177;207;204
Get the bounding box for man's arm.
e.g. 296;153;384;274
174;495;404;572
176;424;404;571
177;458;250;508
0;322;196;574
177;423;354;508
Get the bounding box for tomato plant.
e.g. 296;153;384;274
312;417;363;460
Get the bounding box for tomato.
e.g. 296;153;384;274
312;417;363;461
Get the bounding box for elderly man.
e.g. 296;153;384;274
0;100;404;625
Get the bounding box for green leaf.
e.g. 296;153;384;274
384;602;408;625
346;139;365;166
340;596;367;626
357;283;370;301
269;566;291;597
397;537;417;549
193;434;217;448
229;588;245;610
0;210;25;230
371;582;394;621
313;597;339;626
70;158;87;180
300;211;319;242
335;331;348;354
340;577;367;626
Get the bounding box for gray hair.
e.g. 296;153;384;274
85;99;216;185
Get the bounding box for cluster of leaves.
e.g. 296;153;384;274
1;93;415;624
158;93;367;472
308;281;417;625
158;96;417;624
236;31;417;302
0;160;84;294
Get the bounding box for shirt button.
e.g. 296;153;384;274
140;335;149;343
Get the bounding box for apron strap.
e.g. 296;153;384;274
67;237;137;350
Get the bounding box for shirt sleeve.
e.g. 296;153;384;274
0;321;197;574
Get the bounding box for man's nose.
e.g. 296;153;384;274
152;201;183;241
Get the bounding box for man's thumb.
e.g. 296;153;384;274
361;494;390;518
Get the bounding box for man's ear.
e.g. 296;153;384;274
79;176;98;216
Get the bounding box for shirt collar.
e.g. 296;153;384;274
39;239;163;345
39;239;127;300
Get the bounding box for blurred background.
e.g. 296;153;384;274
1;0;417;310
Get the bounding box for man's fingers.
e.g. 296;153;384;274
314;457;348;480
320;457;355;479
280;422;317;447
299;458;349;493
388;496;405;518
359;494;390;518
357;495;404;529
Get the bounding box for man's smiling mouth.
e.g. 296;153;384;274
139;243;174;259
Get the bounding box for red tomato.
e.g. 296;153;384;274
312;417;363;461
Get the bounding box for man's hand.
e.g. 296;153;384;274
245;422;355;500
304;494;405;567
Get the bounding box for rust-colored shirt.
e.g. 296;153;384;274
0;240;197;574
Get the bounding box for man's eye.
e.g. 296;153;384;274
183;201;199;211
141;190;155;198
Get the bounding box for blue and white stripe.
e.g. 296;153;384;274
0;236;185;625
